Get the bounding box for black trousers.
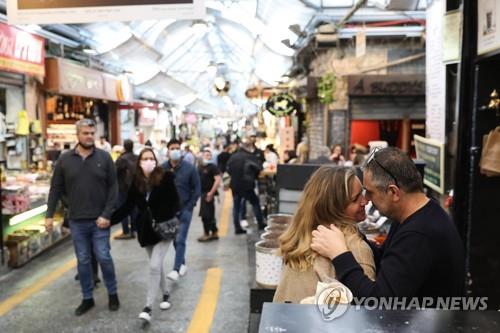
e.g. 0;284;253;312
200;193;217;234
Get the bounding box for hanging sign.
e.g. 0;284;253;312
414;135;445;194
0;23;45;76
6;0;205;24
265;93;300;117
356;29;366;58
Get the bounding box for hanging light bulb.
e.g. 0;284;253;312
214;76;226;90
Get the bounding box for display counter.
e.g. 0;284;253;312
258;303;500;333
1;171;68;268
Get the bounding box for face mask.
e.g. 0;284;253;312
140;160;156;174
169;149;182;161
202;159;211;166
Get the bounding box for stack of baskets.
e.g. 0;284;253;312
255;214;293;289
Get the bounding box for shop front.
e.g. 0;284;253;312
44;57;133;154
0;22;47;271
347;75;426;156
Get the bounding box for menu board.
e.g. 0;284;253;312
414;135;445;194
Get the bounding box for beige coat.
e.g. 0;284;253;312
273;231;376;303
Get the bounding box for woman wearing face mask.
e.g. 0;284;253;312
112;148;180;323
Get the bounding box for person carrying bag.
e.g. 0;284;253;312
112;148;180;323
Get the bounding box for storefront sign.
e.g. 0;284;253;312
45;58;132;101
0;22;45;76
265;93;300;117
414;135;445;194
478;0;500;55
348;75;425;96
7;0;205;24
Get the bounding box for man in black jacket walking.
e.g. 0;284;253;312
114;139;138;239
227;138;266;234
45;119;119;316
312;147;465;301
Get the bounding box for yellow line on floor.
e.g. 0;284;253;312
187;267;223;333
218;190;232;237
0;229;122;317
0;258;76;317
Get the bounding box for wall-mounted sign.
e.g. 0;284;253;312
0;22;45;76
265;93;300;117
443;9;462;64
348;75;425;96
478;0;500;55
45;58;133;101
426;0;446;143
6;0;205;24
414;135;445;194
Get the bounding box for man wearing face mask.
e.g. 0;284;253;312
197;148;222;242
161;139;201;281
45;119;119;316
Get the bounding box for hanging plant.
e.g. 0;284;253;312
317;73;336;104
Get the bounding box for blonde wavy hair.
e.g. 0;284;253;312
279;166;359;271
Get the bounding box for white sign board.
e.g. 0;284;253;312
7;0;205;24
478;0;500;55
426;0;446;143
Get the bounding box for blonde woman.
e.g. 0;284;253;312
273;166;375;303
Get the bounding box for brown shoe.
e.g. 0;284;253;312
197;234;211;242
114;233;133;240
209;232;219;241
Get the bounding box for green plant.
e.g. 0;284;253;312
317;73;336;104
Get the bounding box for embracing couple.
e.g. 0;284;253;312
274;147;465;303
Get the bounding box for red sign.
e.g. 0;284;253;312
0;23;45;76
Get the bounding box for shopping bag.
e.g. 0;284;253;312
480;126;500;177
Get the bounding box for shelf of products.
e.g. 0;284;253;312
46;124;76;150
1;171;69;268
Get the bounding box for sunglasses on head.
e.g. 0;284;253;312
365;147;399;188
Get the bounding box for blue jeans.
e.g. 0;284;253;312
232;189;264;232
69;220;118;299
173;209;193;271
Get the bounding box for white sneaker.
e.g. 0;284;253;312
159;300;171;310
240;219;248;229
167;270;179;281
179;264;188;276
159;294;171;310
139;307;152;322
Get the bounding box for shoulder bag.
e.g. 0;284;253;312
147;206;180;240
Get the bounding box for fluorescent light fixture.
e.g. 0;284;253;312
9;205;47;226
83;48;98;55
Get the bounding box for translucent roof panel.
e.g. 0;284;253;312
73;0;426;117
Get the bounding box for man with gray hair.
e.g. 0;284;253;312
311;147;465;300
45;118;120;315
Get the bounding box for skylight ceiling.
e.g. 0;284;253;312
71;0;426;117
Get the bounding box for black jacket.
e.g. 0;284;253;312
226;148;263;194
115;152;138;193
332;199;465;299
112;171;180;247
